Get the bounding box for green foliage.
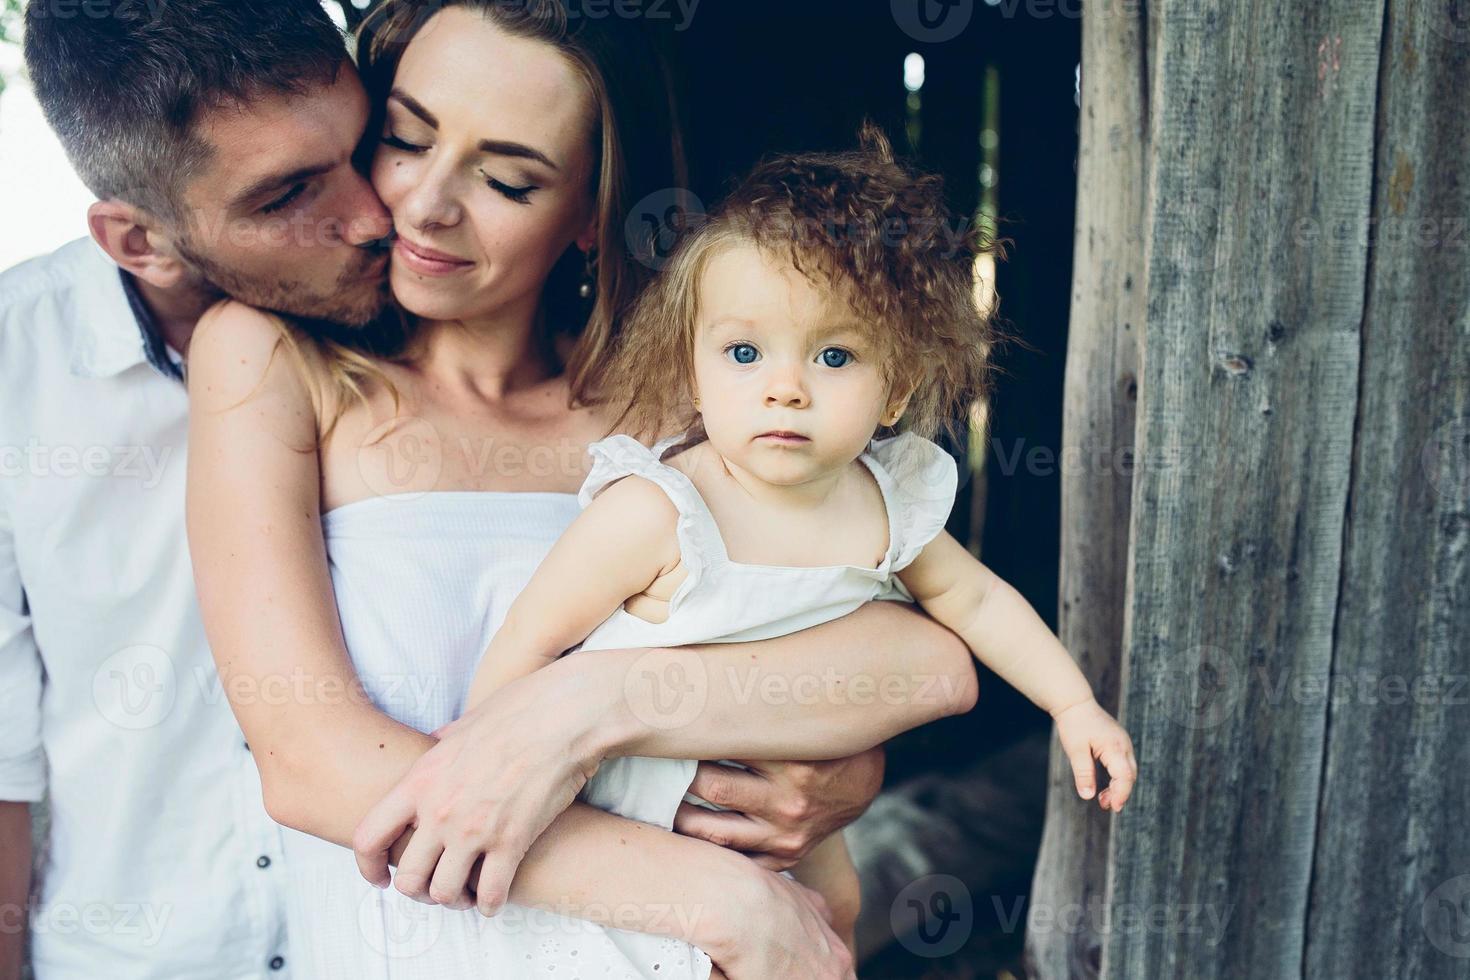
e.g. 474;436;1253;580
0;0;22;97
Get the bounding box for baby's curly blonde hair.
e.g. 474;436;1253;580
603;122;1004;447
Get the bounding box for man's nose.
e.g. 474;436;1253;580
341;172;393;246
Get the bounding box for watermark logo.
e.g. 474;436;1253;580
623;649;709;730
891;874;973;957
625;188;707;271
892;0;975;43
1427;0;1470;44
1158;644;1246;730
359;888;444;959
1422;417;1470;503
92;644;176;730
356;416;444;502
1422;874;1470;958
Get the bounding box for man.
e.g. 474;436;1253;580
3;3;389;975
3;1;975;976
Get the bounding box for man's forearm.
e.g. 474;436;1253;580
571;598;978;762
0;802;31;980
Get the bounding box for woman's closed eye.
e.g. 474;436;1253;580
382;132;537;204
382;132;427;154
484;175;537;205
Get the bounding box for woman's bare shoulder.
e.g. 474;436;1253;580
188;300;327;420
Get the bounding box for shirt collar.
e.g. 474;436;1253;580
67;238;184;382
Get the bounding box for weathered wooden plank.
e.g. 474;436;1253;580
1304;7;1470;978
1104;1;1384;977
1025;0;1149;975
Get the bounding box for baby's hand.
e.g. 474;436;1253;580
1052;698;1138;812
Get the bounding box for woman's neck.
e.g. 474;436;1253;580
411;300;556;401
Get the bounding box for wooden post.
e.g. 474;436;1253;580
1304;5;1470;976
1025;0;1149;975
1021;0;1470;975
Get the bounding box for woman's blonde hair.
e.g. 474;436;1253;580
603;123;1006;446
274;0;688;435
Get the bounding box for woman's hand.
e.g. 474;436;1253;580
1052;696;1139;811
703;867;856;980
353;665;604;914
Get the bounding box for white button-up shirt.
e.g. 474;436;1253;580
0;238;291;978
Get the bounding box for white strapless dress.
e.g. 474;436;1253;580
279;430;956;979
279;491;713;980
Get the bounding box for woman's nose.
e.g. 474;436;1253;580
401;166;463;232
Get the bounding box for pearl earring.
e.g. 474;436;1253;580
578;248;597;300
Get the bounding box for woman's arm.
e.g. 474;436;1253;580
182;303;858;978
356;595;976;900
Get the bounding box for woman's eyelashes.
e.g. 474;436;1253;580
381;132;427;154
381;132;538;205
720;342;856;368
484;176;537;205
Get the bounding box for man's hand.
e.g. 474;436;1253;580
673;747;885;870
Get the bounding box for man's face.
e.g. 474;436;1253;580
170;64;394;326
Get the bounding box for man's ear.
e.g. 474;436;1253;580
87;200;191;290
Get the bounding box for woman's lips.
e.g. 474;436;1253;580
394;237;474;276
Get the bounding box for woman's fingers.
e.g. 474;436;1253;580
426;844;479;910
474;848;523;918
391;830;446;904
353;788;418;888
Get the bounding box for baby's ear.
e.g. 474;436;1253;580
884;382;917;426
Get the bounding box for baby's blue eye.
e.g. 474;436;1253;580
820;348;853;368
725;343;759;365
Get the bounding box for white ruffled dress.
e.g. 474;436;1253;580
572;429;958;837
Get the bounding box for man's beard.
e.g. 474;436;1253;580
174;238;391;327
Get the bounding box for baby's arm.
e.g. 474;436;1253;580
897;531;1139;811
464;474;683;708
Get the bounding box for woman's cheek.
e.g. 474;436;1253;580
369;153;414;211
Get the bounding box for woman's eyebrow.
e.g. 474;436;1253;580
389;88;438;127
477;138;558;171
388;88;558;171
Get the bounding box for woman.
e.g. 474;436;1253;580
187;2;974;977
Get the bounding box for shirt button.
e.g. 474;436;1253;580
256;856;272;869
269;955;285;970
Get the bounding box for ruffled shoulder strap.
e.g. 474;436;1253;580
577;432;721;601
578;433;690;508
864;432;958;571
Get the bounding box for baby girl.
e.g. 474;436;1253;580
465;124;1138;961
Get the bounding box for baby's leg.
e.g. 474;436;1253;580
791;831;861;955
